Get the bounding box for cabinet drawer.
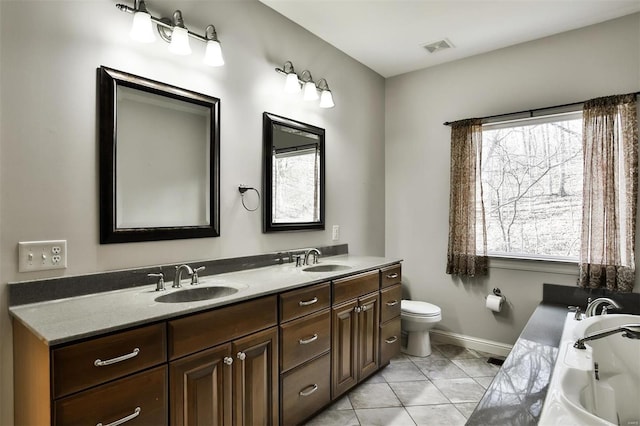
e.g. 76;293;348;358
280;309;330;372
380;317;401;366
54;365;168;426
333;270;379;305
280;282;331;322
381;284;402;323
281;353;331;426
52;323;166;398
168;295;277;360
381;264;401;288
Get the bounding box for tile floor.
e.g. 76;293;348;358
305;344;501;426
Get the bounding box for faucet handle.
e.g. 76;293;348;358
568;306;583;321
191;266;206;285
148;273;165;292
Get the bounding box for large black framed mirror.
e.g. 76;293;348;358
99;66;220;243
263;112;325;232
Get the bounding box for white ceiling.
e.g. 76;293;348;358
258;0;640;78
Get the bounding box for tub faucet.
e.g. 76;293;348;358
574;323;640;349
585;297;622;317
173;264;193;288
304;248;322;265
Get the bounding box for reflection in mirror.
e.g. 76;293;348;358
263;113;325;232
99;66;220;243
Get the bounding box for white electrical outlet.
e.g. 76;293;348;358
18;240;67;272
332;225;340;241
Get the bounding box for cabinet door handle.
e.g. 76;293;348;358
299;297;318;307
385;336;398;344
237;352;246;361
96;406;141;426
386;300;398;306
354;306;361;313
386;273;399;279
299;384;318;397
94;348;140;367
299;334;319;345
361;304;368;312
224;356;234;365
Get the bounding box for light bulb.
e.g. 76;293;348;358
203;40;224;67
319;90;335;108
130;11;155;43
303;81;319;101
284;73;301;94
168;26;191;55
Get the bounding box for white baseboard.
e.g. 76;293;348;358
430;329;513;358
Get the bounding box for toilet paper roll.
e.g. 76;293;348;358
486;294;505;312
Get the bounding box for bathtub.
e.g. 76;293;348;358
539;313;640;425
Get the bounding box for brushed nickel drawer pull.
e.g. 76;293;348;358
94;348;140;367
385;336;398;344
96;406;141;426
299;384;318;397
386;273;399;279
299;297;318;307
386;300;398;306
299;334;319;345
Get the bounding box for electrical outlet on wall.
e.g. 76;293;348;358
18;240;67;272
332;225;340;241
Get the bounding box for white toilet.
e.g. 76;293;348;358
400;300;442;357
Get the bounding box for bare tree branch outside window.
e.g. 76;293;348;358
480;116;583;258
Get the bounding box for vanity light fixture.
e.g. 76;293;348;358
301;70;319;101
275;61;335;108
277;61;301;94
116;0;224;66
316;78;335;109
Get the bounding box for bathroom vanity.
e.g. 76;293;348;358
10;254;401;425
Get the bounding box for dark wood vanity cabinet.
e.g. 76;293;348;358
331;271;381;399
13;263;402;426
169;296;279;426
279;282;332;425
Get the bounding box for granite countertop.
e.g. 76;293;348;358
9;254;400;346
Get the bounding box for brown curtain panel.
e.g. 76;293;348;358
446;119;488;277
579;94;638;292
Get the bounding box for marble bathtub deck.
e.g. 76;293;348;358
306;343;501;426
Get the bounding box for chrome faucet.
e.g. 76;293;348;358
574;323;640;349
173;264;193;288
585;297;622;317
303;248;322;265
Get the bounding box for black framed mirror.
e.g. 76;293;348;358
99;66;220;243
263;112;325;232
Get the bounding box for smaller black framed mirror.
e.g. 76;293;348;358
263;112;325;232
99;66;220;243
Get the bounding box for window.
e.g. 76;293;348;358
480;112;583;261
273;147;320;223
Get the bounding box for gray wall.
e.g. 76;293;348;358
0;1;385;421
385;13;640;346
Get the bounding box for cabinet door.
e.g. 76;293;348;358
170;343;232;426
232;327;279;426
331;300;359;398
358;292;380;381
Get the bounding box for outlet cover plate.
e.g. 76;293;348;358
18;240;67;272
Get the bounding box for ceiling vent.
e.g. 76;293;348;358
422;39;454;54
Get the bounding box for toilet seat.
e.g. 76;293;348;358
401;300;441;317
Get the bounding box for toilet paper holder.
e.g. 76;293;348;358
485;288;504;300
